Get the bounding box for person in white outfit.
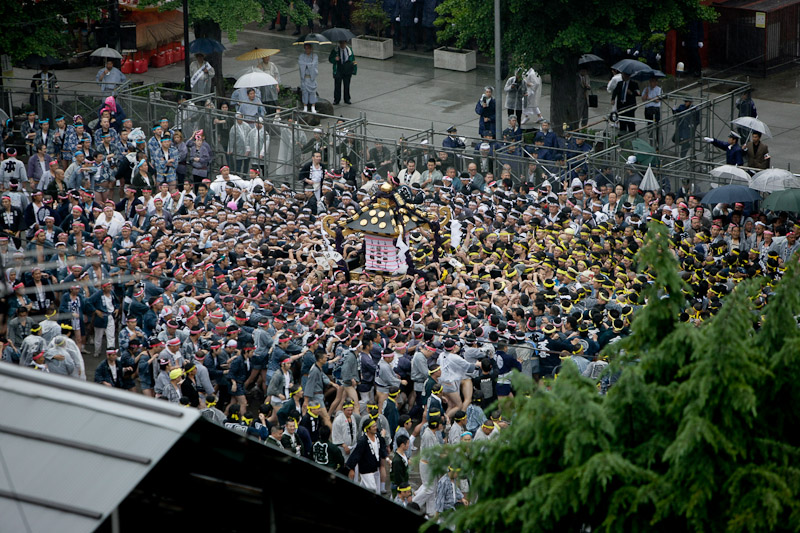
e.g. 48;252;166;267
247;118;270;177
412;416;443;516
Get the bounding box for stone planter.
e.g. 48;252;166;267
434;47;477;72
352;36;394;60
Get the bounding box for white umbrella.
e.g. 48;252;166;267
234;71;277;89
710;164;750;184
731;116;772;139
749;168;800;193
91;46;123;59
640;164;659;191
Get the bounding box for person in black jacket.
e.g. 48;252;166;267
611;73;640;133
227;342;252;413
300;401;323;443
312;424;346;473
539;323;578;377
181;361;201;407
299;151;327;202
395;0;420;51
281;417;307;457
471;358;498;413
346;417;389;494
0;195;26;249
85;282;119;358
95;348;124;388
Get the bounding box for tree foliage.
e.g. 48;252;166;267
144;0;315;93
435;0;716;132
150;0;316;42
0;0;104;63
427;223;800;532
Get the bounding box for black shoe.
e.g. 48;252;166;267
293;30;301;35
269;24;275;30
400;45;408;50
424;46;433;52
278;27;286;31
344;100;352;104
333;101;340;105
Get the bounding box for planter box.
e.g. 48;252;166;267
352;36;394;60
434;47;477;72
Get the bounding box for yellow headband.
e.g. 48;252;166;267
363;419;376;431
397;485;412;492
290;386;303;397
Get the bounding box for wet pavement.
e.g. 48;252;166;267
6;24;799;171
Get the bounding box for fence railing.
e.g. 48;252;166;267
2;74;767;194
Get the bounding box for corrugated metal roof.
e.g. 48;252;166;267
0;364;199;533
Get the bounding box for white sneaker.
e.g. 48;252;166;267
311;105;317;113
303;105;309;112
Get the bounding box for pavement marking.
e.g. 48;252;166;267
429;99;462;108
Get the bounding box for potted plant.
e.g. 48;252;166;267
350;0;394;60
434;46;477;72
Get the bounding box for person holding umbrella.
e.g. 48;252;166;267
298;44;320;113
257;54;281;110
611;72;639;133
329;40;356;105
503;69;527;124
96;59;127;96
743;131;770;170
190;53;215;95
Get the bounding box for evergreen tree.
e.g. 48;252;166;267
426;223;800;532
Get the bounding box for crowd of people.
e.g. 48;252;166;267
1;59;797;518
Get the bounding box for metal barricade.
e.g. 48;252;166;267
0;74;760;195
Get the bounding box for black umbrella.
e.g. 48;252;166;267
611;58;653;76
578;54;604;66
293;33;332;45
189;38;226;55
631;68;666;81
700;185;761;205
25;54;61;67
322;27;357;42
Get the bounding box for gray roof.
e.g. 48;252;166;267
0;364;199;533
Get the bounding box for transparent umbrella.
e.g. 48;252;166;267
640;164;659;191
91;46;123;59
578;54;604;65
235;71;278;89
749;168;800;193
710;164;750;185
731;116;772;139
